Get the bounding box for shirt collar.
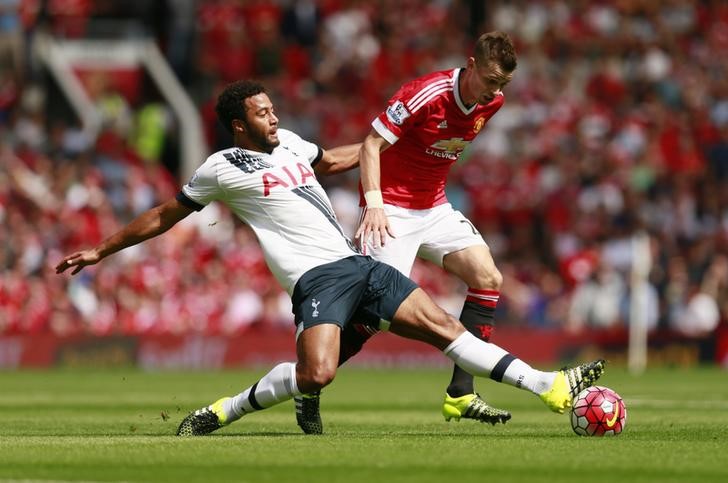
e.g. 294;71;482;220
453;68;477;115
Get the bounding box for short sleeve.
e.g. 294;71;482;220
278;129;322;166
371;80;431;144
180;157;221;208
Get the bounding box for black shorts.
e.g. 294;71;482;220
291;256;419;330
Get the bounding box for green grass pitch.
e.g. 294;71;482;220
1;366;727;482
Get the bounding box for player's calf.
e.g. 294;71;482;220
296;323;378;435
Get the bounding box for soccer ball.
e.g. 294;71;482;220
570;386;626;436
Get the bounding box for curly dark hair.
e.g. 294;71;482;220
215;80;267;134
474;31;517;73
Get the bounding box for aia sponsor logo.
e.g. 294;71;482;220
262;162;316;196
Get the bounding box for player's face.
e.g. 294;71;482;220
238;93;280;153
465;58;512;105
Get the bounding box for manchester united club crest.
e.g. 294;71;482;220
474;117;485;133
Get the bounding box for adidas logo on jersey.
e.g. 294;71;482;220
437;120;448;129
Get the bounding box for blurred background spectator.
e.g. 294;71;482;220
1;0;726;340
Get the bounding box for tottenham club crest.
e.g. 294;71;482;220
311;299;320;318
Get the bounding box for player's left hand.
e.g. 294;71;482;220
355;207;395;249
55;249;101;275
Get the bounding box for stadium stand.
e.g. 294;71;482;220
1;1;726;364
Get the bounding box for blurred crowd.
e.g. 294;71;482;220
1;0;727;339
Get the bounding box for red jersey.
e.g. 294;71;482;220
363;68;504;209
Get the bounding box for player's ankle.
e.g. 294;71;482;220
446;384;475;398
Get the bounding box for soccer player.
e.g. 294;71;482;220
55;80;604;437
296;31;520;433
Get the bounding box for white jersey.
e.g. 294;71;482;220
180;129;358;294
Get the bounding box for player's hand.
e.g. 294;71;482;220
55;249;101;275
355;207;395;249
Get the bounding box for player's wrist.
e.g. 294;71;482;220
364;190;384;209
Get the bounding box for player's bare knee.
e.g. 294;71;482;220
473;265;502;290
489;267;503;290
297;363;337;391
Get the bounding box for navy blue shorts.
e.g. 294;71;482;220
291;256;419;330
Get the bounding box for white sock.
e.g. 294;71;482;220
225;362;302;421
443;332;556;395
501;358;556;394
443;331;509;374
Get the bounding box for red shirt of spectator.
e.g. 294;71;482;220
47;0;91;38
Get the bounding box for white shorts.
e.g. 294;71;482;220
360;203;487;276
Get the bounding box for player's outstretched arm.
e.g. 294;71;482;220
55;197;195;275
355;130;393;248
315;143;361;176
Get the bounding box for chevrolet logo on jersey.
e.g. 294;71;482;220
430;137;469;153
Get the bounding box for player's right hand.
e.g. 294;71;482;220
55;249;101;275
355;207;395;249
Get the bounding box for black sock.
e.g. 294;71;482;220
446;299;496;397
